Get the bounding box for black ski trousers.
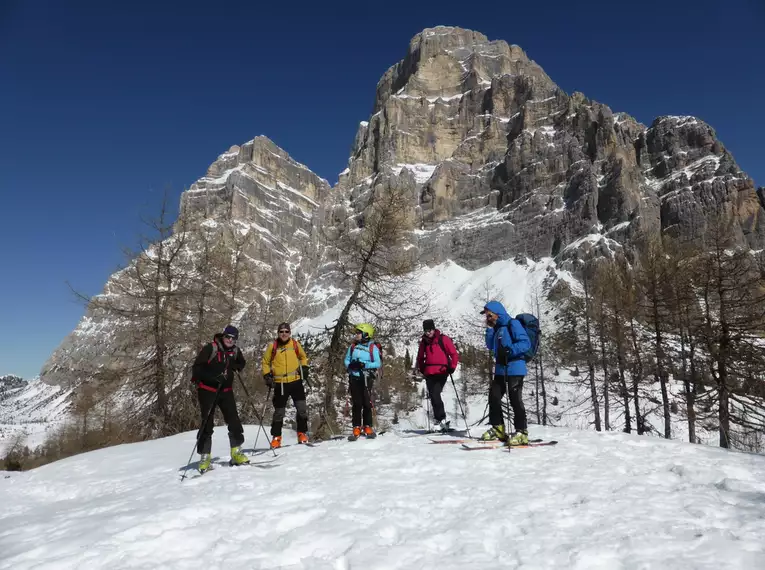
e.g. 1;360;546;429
271;380;308;436
349;375;374;427
488;375;527;432
196;388;244;454
425;374;448;422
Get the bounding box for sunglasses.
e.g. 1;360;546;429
278;330;291;334
224;334;237;340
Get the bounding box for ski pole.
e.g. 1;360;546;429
449;373;471;438
181;382;222;482
425;381;431;433
251;385;272;454
236;372;277;457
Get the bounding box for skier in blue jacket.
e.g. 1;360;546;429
344;323;382;440
480;300;531;445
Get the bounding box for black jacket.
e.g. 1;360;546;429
192;334;246;390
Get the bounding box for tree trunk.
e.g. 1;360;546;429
629;317;645;435
582;270;602;431
684;341;698;444
152;241;168;424
598;323;610;431
540;349;548;426
612;304;631;433
652;299;671;439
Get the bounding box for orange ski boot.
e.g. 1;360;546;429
348;426;361;441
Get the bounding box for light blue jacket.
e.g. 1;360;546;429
344;341;381;378
483;300;530;377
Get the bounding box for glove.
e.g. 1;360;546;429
301;366;311;386
348;360;365;372
496;346;510;366
447;367;456;374
264;372;274;388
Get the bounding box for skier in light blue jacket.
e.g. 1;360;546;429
481;300;531;445
344;323;381;440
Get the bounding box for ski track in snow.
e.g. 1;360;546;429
2;421;765;569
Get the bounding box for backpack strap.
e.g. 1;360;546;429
207;341;219;364
438;335;451;367
269;341;279;365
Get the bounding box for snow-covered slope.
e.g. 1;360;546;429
0;377;71;453
2;418;764;569
294;256;560;346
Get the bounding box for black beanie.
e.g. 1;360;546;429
423;319;435;331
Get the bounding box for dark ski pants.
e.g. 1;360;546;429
425;374;448;422
349;375;374;427
271;380;308;436
196;388;244;454
488;375;527;432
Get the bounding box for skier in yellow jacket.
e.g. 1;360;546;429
261;322;310;448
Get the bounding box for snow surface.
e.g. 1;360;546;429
391;163;438;184
0;378;71;453
295;258;551;346
3;417;765;569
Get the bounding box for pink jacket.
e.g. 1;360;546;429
417;330;459;376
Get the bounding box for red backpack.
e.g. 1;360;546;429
269;339;300;366
350;341;384;380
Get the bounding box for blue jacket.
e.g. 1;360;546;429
484;300;530;377
344;341;382;378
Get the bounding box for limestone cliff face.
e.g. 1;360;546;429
42;136;331;387
338;26;763;268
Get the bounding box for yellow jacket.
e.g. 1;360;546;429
261;338;308;383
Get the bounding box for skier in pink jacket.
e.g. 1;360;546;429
417;319;459;432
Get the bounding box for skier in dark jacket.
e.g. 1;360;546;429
480;301;531;445
192;325;249;472
417;319;459;432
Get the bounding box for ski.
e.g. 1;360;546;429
228;457;281;467
507;440;558;449
460;440;558;451
347;433;379;441
435;437;545;446
461;443;504;451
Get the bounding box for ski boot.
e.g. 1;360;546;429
270;436;282;449
229;446;250;466
363;426;377;439
437;419;451;433
198;453;212;474
506;430;529;447
348;427;362;441
479;424;506;442
297;432;309;444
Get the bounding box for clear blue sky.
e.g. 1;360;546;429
1;0;763;379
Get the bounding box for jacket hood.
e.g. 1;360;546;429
483;300;510;325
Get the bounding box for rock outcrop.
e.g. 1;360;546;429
338;26;763;268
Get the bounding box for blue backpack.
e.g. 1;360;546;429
512;313;540;362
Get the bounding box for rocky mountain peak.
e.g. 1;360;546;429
336;27;763;269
